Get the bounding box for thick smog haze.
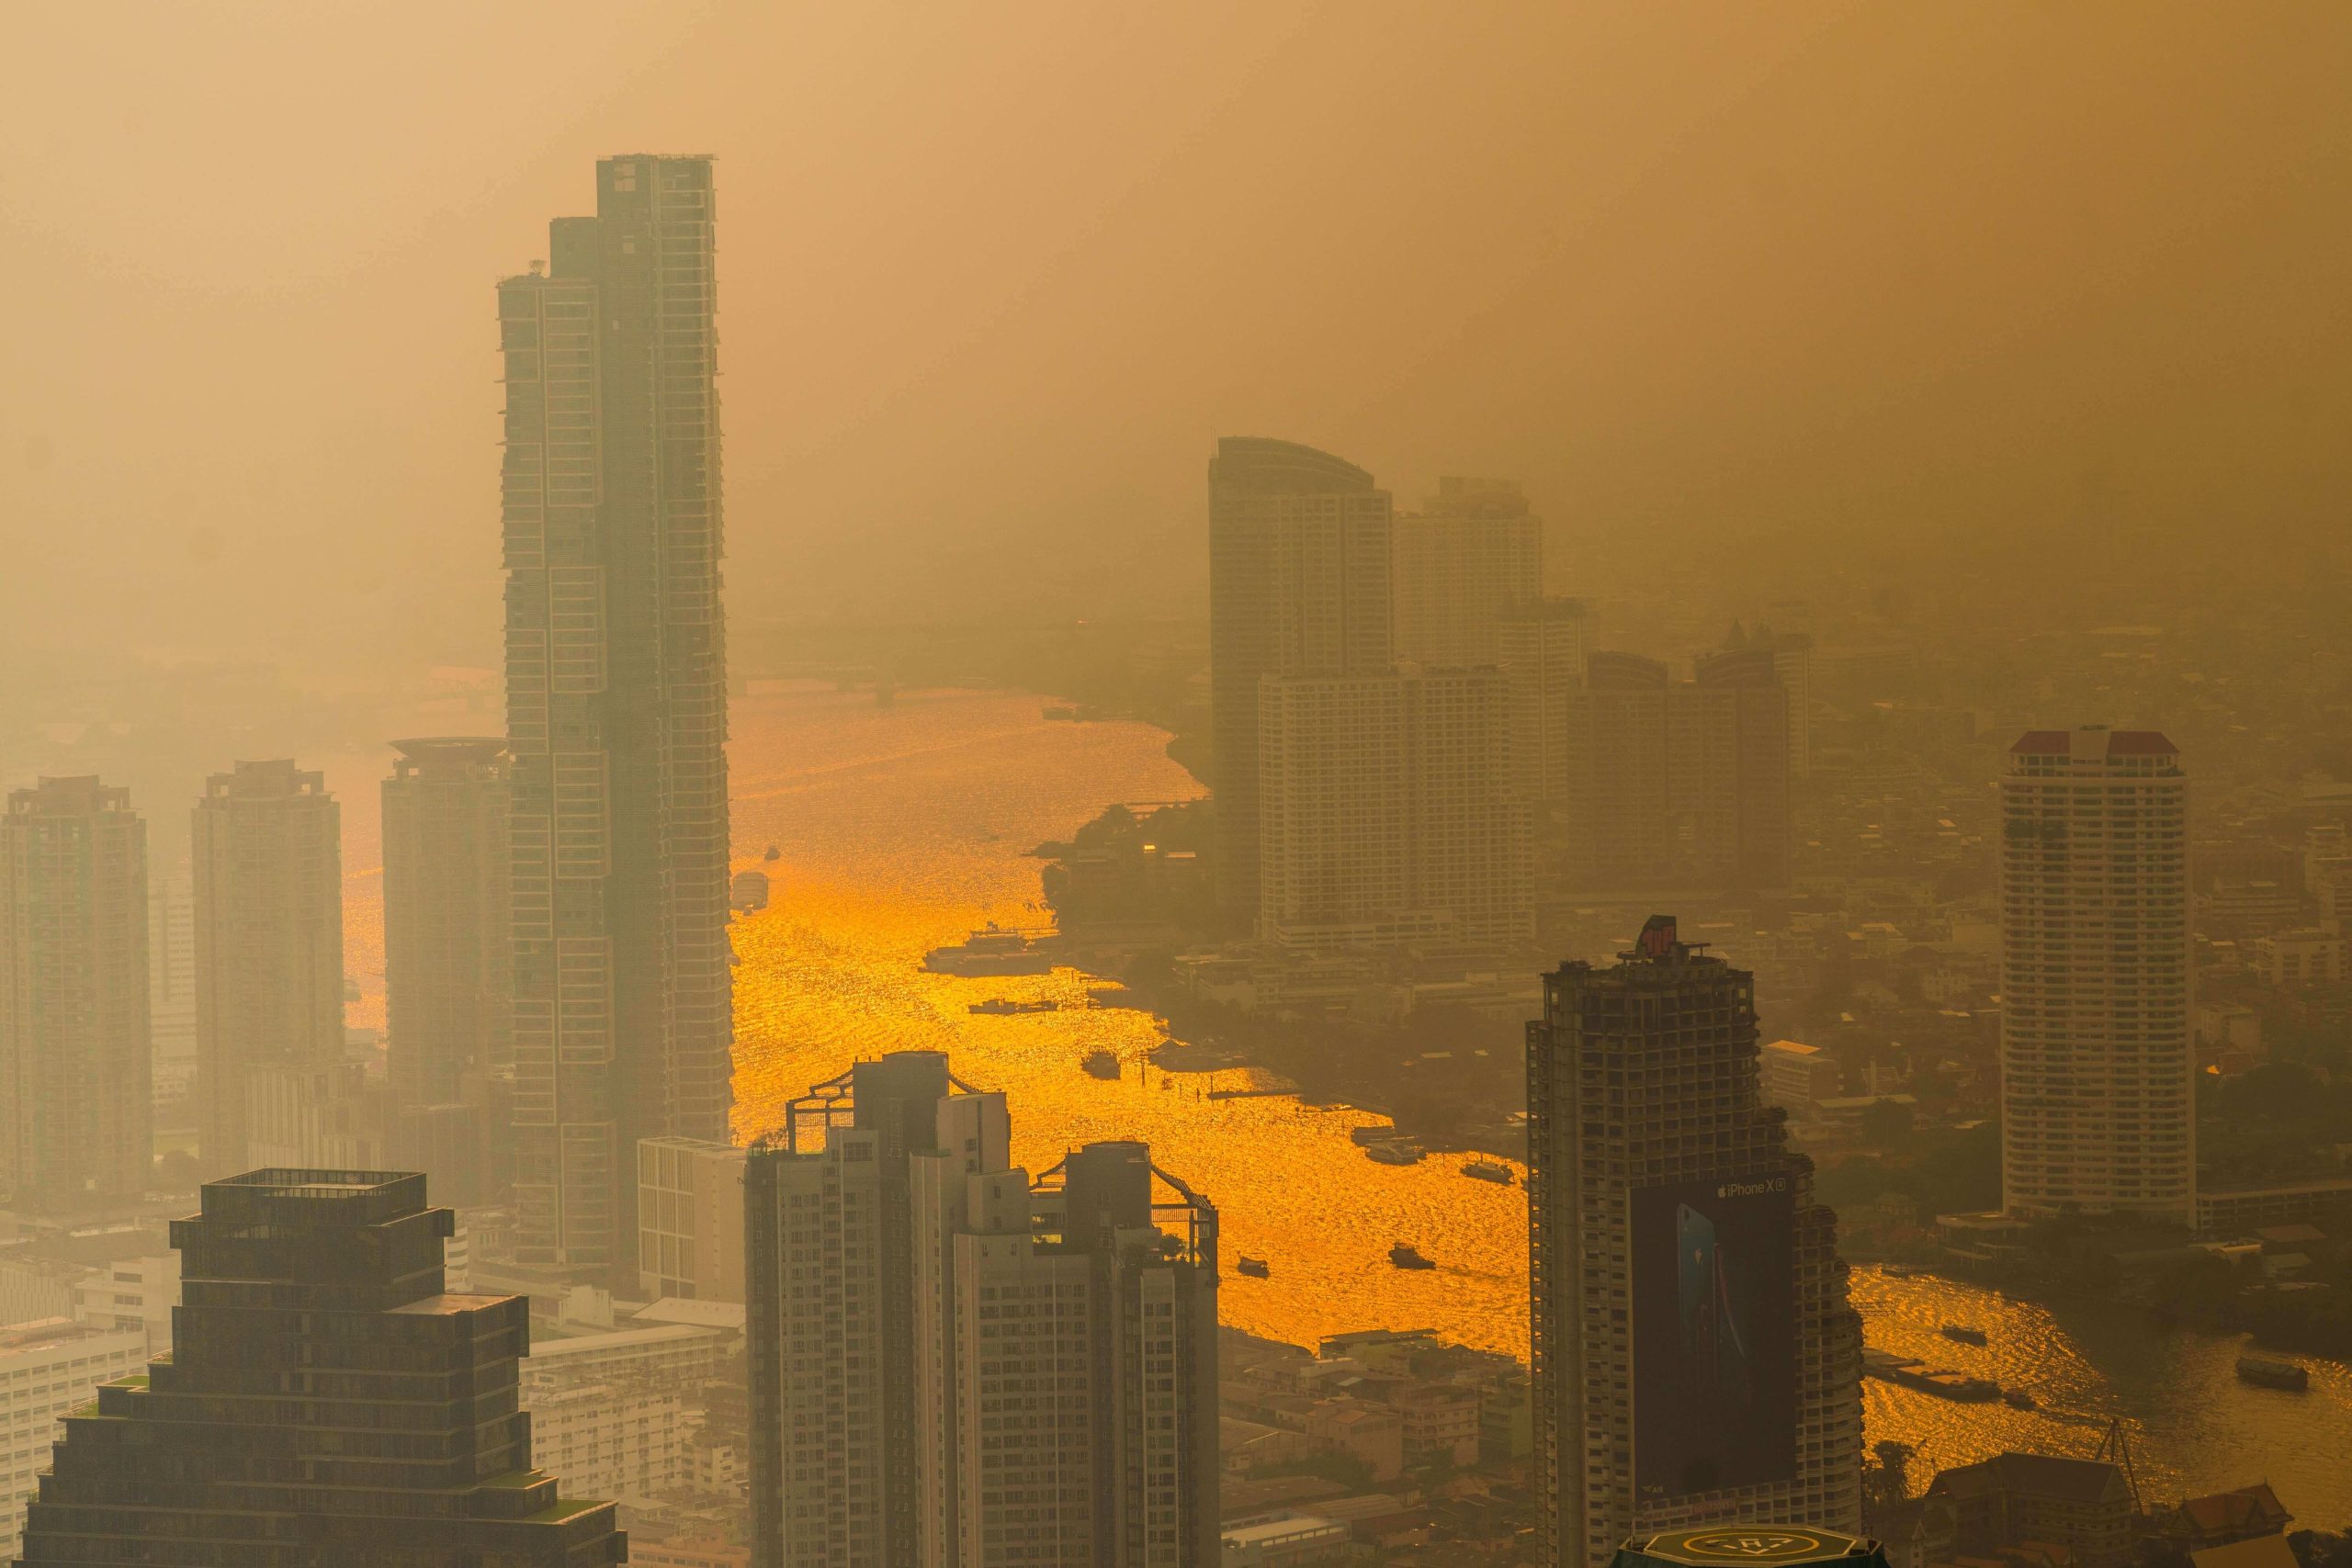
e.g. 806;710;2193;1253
6;3;2347;678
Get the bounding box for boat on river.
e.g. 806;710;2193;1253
1365;1140;1425;1166
1081;1050;1121;1080
1235;1257;1270;1279
1862;1348;2000;1402
1462;1160;1514;1185
922;924;1053;976
970;997;1058;1015
2237;1355;2311;1392
2003;1388;2038;1409
1389;1242;1435;1270
730;870;772;912
1940;1323;1989;1347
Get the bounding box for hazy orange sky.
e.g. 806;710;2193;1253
4;3;2347;676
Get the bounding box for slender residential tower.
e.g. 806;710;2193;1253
1206;438;1392;931
191;761;344;1179
383;738;512;1111
1528;919;1861;1567
500;154;733;1280
0;776;151;1209
1998;729;2193;1225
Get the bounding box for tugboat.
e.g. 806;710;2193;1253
1940;1324;1989;1347
1235;1257;1271;1279
922;924;1053;977
1461;1160;1514;1185
2236;1355;2311;1392
1081;1050;1121;1080
1388;1242;1436;1270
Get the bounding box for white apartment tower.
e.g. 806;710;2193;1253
1999;729;2193;1226
1390;476;1544;667
748;1053;1219;1568
1528;919;1861;1568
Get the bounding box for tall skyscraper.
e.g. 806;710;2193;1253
500;153;734;1281
1999;729;2193;1225
1562;653;1791;894
1528;919;1862;1567
1498;597;1589;815
0;776;151;1210
147;870;198;1134
1207;437;1393;930
1390;475;1544;666
383;737;512;1110
18;1168;628;1566
1256;667;1531;952
747;1052;1219;1568
191;760;343;1179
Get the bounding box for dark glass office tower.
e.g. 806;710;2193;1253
500;153;733;1282
17;1168;627;1567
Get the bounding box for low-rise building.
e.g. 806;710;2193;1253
526;1381;687;1502
1;1319;150;1561
1925;1452;2135;1568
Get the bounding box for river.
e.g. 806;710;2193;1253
345;680;2352;1526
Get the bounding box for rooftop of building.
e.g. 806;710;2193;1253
2008;727;2179;759
0;1316;145;1356
1928;1451;2131;1504
1209;435;1376;494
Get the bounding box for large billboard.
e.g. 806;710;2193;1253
1631;1174;1796;1497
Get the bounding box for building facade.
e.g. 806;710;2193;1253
1498;598;1589;814
747;1053;1219;1568
1389;476;1543;667
1207;438;1393;931
148;871;197;1134
383;737;512;1111
17;1168;628;1566
1255;668;1530;953
638;1134;748;1303
1998;729;2193;1225
1;1318;148;1562
1528;919;1862;1568
501;153;734;1282
0;776;152;1210
191;760;345;1179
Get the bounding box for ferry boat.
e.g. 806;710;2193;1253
1388;1243;1435;1270
1365;1140;1425;1166
1462;1161;1514;1185
1940;1323;1989;1347
2236;1355;2311;1392
1861;1348;2000;1402
1350;1125;1401;1146
969;998;1058;1015
1081;1050;1121;1080
922;924;1053;977
1235;1257;1270;1279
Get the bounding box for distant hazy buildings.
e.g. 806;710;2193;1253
0;777;151;1211
1390;476;1543;666
1207;438;1394;931
17;1168;628;1566
147;872;197;1134
1563;652;1792;894
1999;729;2193;1226
1528;919;1862;1566
383;737;511;1110
500;153;734;1281
638;1134;746;1303
1498;598;1589;815
746;1052;1219;1568
190;760;345;1179
1256;668;1531;952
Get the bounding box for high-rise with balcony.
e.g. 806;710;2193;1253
17;1168;628;1567
0;776;151;1211
1998;729;2193;1226
1390;476;1544;666
1207;438;1392;931
500;154;733;1281
746;1052;1220;1568
1528;919;1861;1568
191;760;344;1179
